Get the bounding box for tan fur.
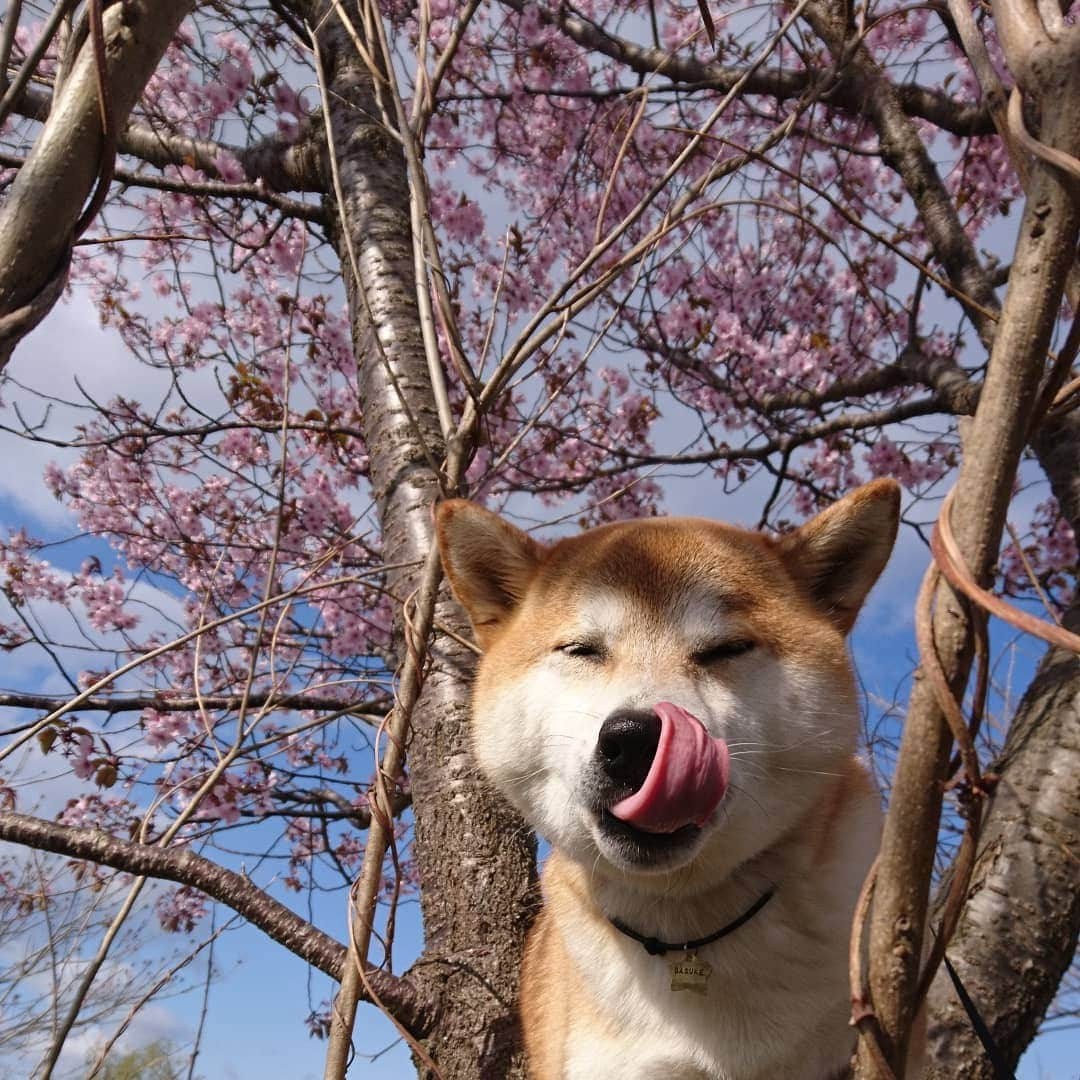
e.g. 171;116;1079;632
808;757;876;867
437;481;911;1079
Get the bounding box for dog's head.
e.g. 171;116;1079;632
436;481;899;891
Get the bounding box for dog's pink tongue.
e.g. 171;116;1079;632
610;702;729;833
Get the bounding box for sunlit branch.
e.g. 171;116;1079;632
0;809;434;1036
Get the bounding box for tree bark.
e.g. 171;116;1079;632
303;8;535;1075
505;0;996;136
925;409;1080;1074
0;811;349;983
923;604;1080;1076
405;610;539;1078
8;83;326;193
0;0;197;367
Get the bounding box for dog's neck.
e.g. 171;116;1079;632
580;841;790;946
608;886;777;956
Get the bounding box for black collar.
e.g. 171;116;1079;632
608;887;776;956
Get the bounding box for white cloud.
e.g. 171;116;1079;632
0;573;189;680
0;288;230;533
1;293;160;529
56;1001;189;1080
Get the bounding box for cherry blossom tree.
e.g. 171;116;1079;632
0;1;1077;1077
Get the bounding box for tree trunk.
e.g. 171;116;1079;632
0;0;197;366
306;8;534;1075
406;606;538;1078
925;409;1080;1074
924;604;1080;1076
852;12;1080;1065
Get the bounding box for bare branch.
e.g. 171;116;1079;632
661;341;981;418
0;809;434;1037
0;689;389;720
268;786;411;828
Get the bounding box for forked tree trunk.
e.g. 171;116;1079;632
924;604;1080;1076
853;9;1080;1067
304;8;535;1075
925;410;1080;1075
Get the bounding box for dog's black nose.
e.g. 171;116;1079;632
596;709;661;792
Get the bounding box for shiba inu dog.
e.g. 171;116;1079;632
436;480;901;1079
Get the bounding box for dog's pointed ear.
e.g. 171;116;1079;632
436;500;543;647
777;479;900;634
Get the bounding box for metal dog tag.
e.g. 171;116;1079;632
669;952;711;995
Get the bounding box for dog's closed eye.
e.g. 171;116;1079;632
692;639;756;665
556;641;605;661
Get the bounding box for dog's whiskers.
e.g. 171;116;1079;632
728;781;769;818
773;766;844;778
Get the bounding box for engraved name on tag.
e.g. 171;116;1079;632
669;953;712;995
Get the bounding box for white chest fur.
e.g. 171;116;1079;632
549;783;881;1080
560;903;853;1078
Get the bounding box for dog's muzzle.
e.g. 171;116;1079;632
592;702;730;835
